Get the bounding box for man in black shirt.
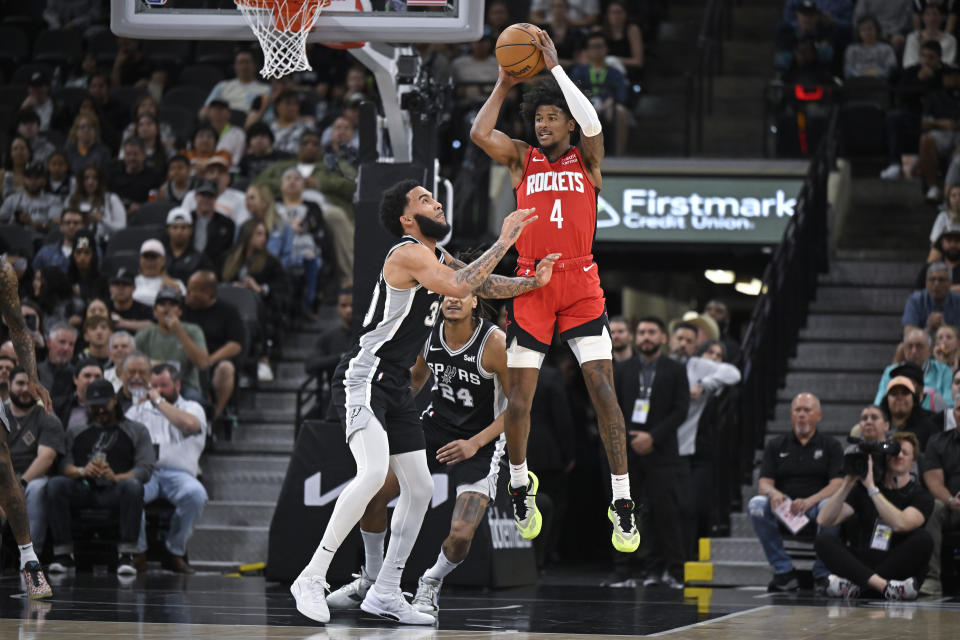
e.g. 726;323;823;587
920;419;960;595
108;268;154;334
109;137;163;216
748;392;844;591
816;432;933;600
38;323;77;414
307;286;352;413
56;359;104;430
183;271;243;420
164;208;215;284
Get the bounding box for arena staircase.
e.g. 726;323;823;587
687;176;938;587
185;308;340;572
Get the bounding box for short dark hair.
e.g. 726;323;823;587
585;32;607;46
74;358;103;376
246;122;274;143
15;109;40;126
379;179;420;237
637;316;667;334
609;315;631;330
672;321;699;336
193;122;219;142
151;362;181;383
891;431;920;456
521;77;580;145
9;364;26;378
122;136;145;151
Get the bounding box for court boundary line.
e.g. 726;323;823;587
643;605;774;637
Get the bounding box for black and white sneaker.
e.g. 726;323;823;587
48;554;75;574
884;578;918;601
117;553;138;576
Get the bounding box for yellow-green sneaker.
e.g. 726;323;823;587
608;498;640;553
508;471;542;540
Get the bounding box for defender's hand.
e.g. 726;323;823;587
535;253;561;287
436;439;479;465
498;207;537;245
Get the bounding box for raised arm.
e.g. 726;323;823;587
0;262;52;412
441;249;556;299
469;68;529;179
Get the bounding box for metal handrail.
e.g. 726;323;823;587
690;0;733;154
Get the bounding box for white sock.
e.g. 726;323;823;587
423;549;461;582
360;528;386;581
19;543;38;570
611;473;631;500
509;460;529;489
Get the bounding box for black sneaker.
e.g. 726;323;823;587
768;570;799;592
813;576;830;596
47;554;75;574
117;553;138;576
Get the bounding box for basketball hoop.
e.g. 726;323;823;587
234;0;330;78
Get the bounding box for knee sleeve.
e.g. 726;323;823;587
506;338;546;369
347;423;392;501
391;450;434;508
567;327;613;365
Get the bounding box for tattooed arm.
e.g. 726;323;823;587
0;261;52;412
442;251;559;299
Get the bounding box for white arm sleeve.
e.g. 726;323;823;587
550;66;602;138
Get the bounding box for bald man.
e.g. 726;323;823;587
748;393;845;592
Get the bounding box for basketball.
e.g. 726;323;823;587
495;23;545;79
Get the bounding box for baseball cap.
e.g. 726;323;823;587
23;161;46;177
936;219;960;241
886;375;917;395
110;267;135;286
797;0;819;13
155;286;183;306
203;155;229;170
86;378;116;407
195;178;218;196
166;207;192;225
140;239;166;257
208;98;230;110
28;70;50;87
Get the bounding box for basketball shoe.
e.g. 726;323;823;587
21;561;52;600
508;471;542;540
326;566;374;609
291;573;330;622
608;498;640;552
361;587;436;625
411;575;442;618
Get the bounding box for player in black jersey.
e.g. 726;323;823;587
291;180;559;625
326;292;508;619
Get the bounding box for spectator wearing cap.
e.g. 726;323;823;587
182;123;233;177
783;0;854;34
108;267;155;333
21;71;54;131
180;180;238;270
238;123;291;181
202;49;270;115
878;330;954;409
181;157;249;228
903;262;960;335
127;363;207;574
0;161;64;232
45;378;155;576
109;138;164;218
855;0;915;52
267;91;312;156
64;113;113;178
31;209;86;274
164;207;215;283
15;110;55;165
776;1;837;71
56;358;104;430
67;230;108;302
879;375;941;450
922;200;960;287
133;240;187;308
206;99;246;167
157;155;194;207
906;1;957;67
134;286;209;401
256;130;356;278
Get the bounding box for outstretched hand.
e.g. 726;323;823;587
535;29;560;71
499;207;537;245
535;253;562;287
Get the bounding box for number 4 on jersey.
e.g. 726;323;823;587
550;199;563;229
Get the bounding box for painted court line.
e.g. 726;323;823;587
644;605;774;637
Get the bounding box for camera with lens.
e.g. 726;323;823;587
842;436;901;479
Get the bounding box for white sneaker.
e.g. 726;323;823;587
291;574;330;622
361;586;437;625
326;566;374;609
884;578;918;601
880;163;902;180
826;574;860;599
411;576;442;618
926;185;943;202
257;361;274;382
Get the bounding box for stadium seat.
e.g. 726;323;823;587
194;41;235;66
839;103;886;158
105;225;165;259
0;85;26;112
55;87;91;114
0;26;29;68
10;63;52;86
842;77;892;110
86;31;118;65
110;86;149;119
161;86;208;114
0;224;36;260
216;284;260;364
130;201;176;227
177;64;224;90
142;40;192;66
229;109;246;128
158;104;197;147
33;29;83;66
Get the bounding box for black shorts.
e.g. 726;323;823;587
423;415;505;500
331;358;425;455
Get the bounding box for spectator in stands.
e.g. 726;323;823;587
182;158;249;228
0;342;17;364
123;114;174;173
45;152;75;204
609;316;634;363
879;375;941;449
120;96;177;156
204;99;245;168
914;0;959;34
844;14;899;78
4;366;66;555
15;110;55;166
485;0;513;38
320;100;362;151
116;351;150;413
776;2;836;72
84;73;125;148
243;78;296;128
57;358;104;429
934;323;960;371
203;49;270;115
109;267;155;333
65;113;113;178
855;0;916;52
305;285;352;385
34;267;84;329
851;403;891;440
135;286;208;402
255;130;356;279
38;324;77;411
222;220;288;382
531;0;599;27
67;231;108;302
162;207;214;283
610;317;689;588
541;0;587;67
906;2;957;66
183;271;244;421
0;161;63;233
133;240;187;307
18;302;46;356
1;136;32;200
917;71;960;201
920;410;960;595
882;40;945;180
598;0;644;85
80;316;112;369
571;32;632;156
276;169;326;314
46;378;155;576
266;91;311;156
783;0;854;34
323;117;359;182
748;392;843;592
127;363;207;574
180;179;238;270
924;196;960;274
452;35;500;99
244;184;293;266
157;155;194;206
43;0;104;33
31;209;85;274
239;124;290;182
878;330;954;409
68;164;127;242
0;355;13;403
816;432;932;601
104;330;134;391
703;300;741;363
183;124;232;177
903;262;960;334
110;138;163;218
112;37;153;88
21;71;54;132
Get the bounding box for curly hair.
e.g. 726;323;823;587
520;77;580;146
379;179;420;237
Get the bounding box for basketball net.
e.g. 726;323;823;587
234;0;331;78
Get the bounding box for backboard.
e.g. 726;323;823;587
111;0;484;44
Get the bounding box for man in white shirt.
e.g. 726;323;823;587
179;157;249;228
126;363;207;574
207;99;246;167
203;49;270;115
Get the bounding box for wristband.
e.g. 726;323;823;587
868;487;880;497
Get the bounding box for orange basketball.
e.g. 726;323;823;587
495;23;545;79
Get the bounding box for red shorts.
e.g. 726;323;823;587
506;254;608;352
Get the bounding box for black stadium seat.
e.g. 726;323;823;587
0;224;36;260
216;283;260;365
161;86;208;114
178;64;224;90
194;41;235;66
158;105;197;147
142;40;192;66
0;85;26;112
0;26;29;70
10;63;51;86
105;225;165;258
110;86;149;118
33;29;83;66
130;201;176;227
86;31;118;65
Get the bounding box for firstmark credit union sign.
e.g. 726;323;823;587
596;175;805;244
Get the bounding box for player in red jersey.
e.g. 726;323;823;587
470;31;639;553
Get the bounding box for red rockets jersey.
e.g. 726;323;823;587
514;145;599;260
